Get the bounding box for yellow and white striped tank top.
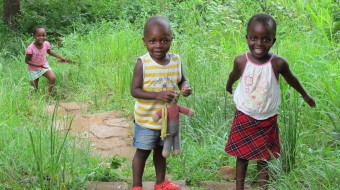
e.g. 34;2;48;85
134;53;182;130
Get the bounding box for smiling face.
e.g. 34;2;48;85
246;21;276;62
143;21;172;64
33;27;47;47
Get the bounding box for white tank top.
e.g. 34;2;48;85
233;53;281;120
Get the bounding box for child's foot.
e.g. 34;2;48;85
154;179;180;190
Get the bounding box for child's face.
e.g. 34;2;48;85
143;24;172;62
246;22;276;60
34;28;46;46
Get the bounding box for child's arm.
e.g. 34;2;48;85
226;55;245;94
47;49;67;62
278;58;316;107
178;67;191;97
25;54;48;68
131;59;177;102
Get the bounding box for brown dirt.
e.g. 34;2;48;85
46;102;251;190
46;101;135;158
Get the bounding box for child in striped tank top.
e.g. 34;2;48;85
131;16;192;190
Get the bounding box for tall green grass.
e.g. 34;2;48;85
0;0;339;189
28;102;74;189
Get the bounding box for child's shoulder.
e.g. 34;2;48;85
271;53;289;67
234;53;247;65
44;41;51;47
270;53;291;74
26;42;34;49
169;53;181;62
139;52;150;58
169;53;180;57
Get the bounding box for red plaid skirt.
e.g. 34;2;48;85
225;110;280;160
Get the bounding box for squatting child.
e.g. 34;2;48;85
225;14;316;190
130;16;192;190
25;26;68;99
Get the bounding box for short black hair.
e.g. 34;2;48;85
143;16;172;37
247;14;277;36
33;25;46;35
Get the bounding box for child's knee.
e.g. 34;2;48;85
135;149;151;160
49;77;56;84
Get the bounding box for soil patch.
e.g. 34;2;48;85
46;101;134;159
46;102;249;189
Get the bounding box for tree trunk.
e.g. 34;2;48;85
3;0;20;29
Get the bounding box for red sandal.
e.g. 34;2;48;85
154;179;180;190
131;186;144;190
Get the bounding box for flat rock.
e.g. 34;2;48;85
90;125;128;139
60;102;81;111
92;147;135;159
104;118;130;128
92;138;129;150
220;165;236;180
200;181;232;190
46;104;66;115
199;181;251;190
86;181;129;190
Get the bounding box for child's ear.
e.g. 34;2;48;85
142;38;147;46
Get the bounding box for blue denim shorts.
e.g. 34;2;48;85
133;122;164;150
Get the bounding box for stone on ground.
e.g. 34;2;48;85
220;165;236;180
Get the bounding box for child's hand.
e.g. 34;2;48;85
226;85;233;94
303;94;316;107
59;57;70;64
58;58;78;64
181;86;192;97
157;90;177;103
60;57;68;63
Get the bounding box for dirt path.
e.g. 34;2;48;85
46;102;249;190
47;101;135;159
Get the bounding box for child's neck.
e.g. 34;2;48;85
34;42;44;49
151;53;170;65
249;53;272;64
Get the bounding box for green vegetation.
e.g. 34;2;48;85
0;0;339;189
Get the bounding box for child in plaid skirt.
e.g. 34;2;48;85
225;14;316;190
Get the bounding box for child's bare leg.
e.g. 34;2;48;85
153;145;166;184
236;157;249;190
257;160;269;190
132;148;151;187
43;70;56;96
30;79;39;92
